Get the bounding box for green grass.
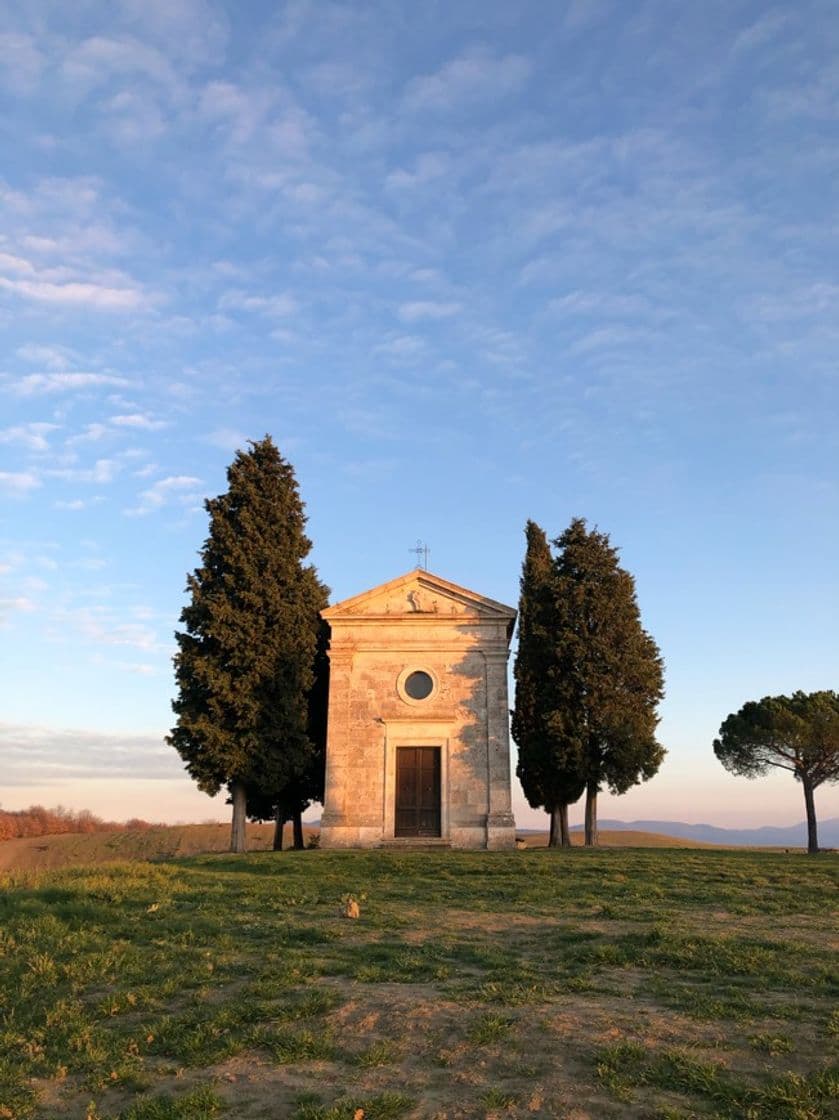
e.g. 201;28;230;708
596;1039;839;1118
290;1092;414;1120
98;1085;224;1119
0;848;836;1119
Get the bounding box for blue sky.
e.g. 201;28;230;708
1;0;837;829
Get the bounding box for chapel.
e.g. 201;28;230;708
318;569;517;849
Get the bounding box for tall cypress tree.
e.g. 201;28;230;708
512;521;586;847
246;615;330;851
168;437;329;853
552;519;665;845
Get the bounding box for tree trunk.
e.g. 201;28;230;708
272;805;285;851
292;808;304;850
548;805;560;848
558;802;571;848
230;780;247;853
802;775;819;854
584;783;598;847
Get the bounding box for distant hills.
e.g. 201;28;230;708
569;817;839;848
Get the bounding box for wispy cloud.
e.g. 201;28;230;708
110;413;168;430
732;10;790;54
0;247;151;310
55;498;87;511
398;301;461;322
0;423;60;451
118;0;229;67
0;273;150;310
0;177;156;319
115;661;157;676
0;596;37;622
385;152;450;191
218;289;298;317
373;334;425;360
75;611;161;651
0;721;177;784
132;462;159;478
563;0;611;31
49;459;122;485
16;343;75;369
9;372;130;395
206;428;249;452
548;291;655;318
0;471;41;497
403;46;531;111
127;475;203;516
198;80;272;143
0;32;46;94
747;282;839;324
61;35;176;94
67;423;110;445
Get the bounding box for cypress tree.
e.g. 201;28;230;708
512;521;586;847
247;615;330;851
168;437;329;852
552;519;665;845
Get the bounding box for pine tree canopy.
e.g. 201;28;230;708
714;691;839;786
168;437;329;804
714;690;839;854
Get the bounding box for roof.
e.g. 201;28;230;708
322;568;516;638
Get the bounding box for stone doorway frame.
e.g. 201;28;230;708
381;720;451;842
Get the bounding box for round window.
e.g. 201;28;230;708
404;670;434;700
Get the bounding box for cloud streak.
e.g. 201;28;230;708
403;47;531;111
0;423;60;451
0;471;41;497
126;475;204;516
398;301;461;322
0;721;178;785
0;274;150;309
8;372;131;395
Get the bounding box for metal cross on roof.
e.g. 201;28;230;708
409;539;430;570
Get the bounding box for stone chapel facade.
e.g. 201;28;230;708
319;569;517;849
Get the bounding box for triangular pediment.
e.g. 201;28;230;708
322;569;516;623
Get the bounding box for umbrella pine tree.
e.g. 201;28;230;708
714;690;839;854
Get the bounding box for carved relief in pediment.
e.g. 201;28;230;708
323;570;516;623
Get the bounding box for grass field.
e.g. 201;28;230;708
1;848;837;1120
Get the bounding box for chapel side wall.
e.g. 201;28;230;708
447;629;515;849
319;642;387;848
484;646;516;848
319;645;355;847
444;645;490;848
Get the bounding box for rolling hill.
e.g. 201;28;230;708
570;817;839;847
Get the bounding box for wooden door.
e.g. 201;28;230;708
395;747;441;837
